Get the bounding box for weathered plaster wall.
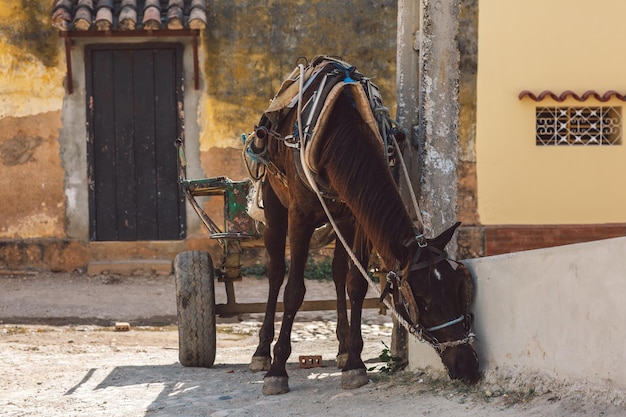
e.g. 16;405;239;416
0;1;63;119
0;113;65;238
0;0;399;270
412;0;461;260
456;0;480;258
198;0;398;180
0;1;66;241
395;0;480;261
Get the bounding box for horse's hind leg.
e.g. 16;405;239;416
249;183;288;372
263;214;315;395
341;229;371;389
332;221;355;369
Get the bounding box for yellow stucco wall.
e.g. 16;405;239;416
0;2;65;119
197;0;398;175
0;0;398;245
0;1;66;239
476;0;626;225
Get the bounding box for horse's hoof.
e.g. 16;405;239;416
341;368;369;389
249;356;271;372
336;353;348;369
262;376;290;395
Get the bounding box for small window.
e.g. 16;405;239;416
536;107;622;146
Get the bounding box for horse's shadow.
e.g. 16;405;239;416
65;360;370;416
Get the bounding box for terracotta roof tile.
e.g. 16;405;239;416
519;90;626;103
51;0;207;31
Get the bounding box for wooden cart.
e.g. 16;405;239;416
173;139;383;367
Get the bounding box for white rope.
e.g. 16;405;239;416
293;64;476;351
372;104;425;232
294;65;422;341
391;133;425;232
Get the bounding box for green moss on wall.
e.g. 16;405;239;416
0;0;59;67
202;0;398;115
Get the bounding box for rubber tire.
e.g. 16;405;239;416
175;251;216;368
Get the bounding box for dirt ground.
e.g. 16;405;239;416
1;272;625;416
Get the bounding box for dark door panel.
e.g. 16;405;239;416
86;43;185;241
133;48;159;240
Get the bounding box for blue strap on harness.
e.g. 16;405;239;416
332;62;356;83
426;315;465;332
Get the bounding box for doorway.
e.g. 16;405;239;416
85;43;186;241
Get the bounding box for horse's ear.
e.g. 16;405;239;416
429;221;461;251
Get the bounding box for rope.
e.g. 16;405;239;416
372;105;425;232
242;133;270;181
294;64;426;343
292;63;474;352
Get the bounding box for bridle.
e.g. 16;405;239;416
380;236;476;353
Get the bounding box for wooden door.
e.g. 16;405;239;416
85;43;185;241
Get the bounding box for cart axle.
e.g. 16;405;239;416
215;297;383;318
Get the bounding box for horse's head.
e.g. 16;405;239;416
399;222;480;383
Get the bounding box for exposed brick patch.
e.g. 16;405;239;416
458;162;479;225
485;224;626;256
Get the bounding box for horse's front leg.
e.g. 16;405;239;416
249;182;288;372
262;213;315;395
341;228;371;389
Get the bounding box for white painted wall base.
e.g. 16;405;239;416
409;237;626;388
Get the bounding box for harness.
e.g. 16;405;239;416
242;57;475;353
243;55;403;196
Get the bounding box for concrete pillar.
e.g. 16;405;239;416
395;0;461;365
392;0;422;367
417;0;461;253
396;0;461;245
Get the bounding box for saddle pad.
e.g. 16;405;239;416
263;55;385;175
264;64;318;123
264;55;369;126
303;80;384;173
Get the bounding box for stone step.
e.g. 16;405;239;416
87;259;172;276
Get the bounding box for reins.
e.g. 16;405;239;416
291;64;475;353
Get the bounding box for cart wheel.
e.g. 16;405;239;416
174;251;216;368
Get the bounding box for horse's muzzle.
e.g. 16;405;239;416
441;344;481;384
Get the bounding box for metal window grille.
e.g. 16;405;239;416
536;107;622;146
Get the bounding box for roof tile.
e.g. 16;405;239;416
51;0;207;31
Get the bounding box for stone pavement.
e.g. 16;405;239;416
0;271;391;327
0;271;177;326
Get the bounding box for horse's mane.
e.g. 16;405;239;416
316;91;413;267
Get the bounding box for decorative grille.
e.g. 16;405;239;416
536;107;622;146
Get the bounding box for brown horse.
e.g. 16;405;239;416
246;59;480;395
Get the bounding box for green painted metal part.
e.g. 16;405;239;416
224;180;257;237
180;176;258;239
179;175;259;282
